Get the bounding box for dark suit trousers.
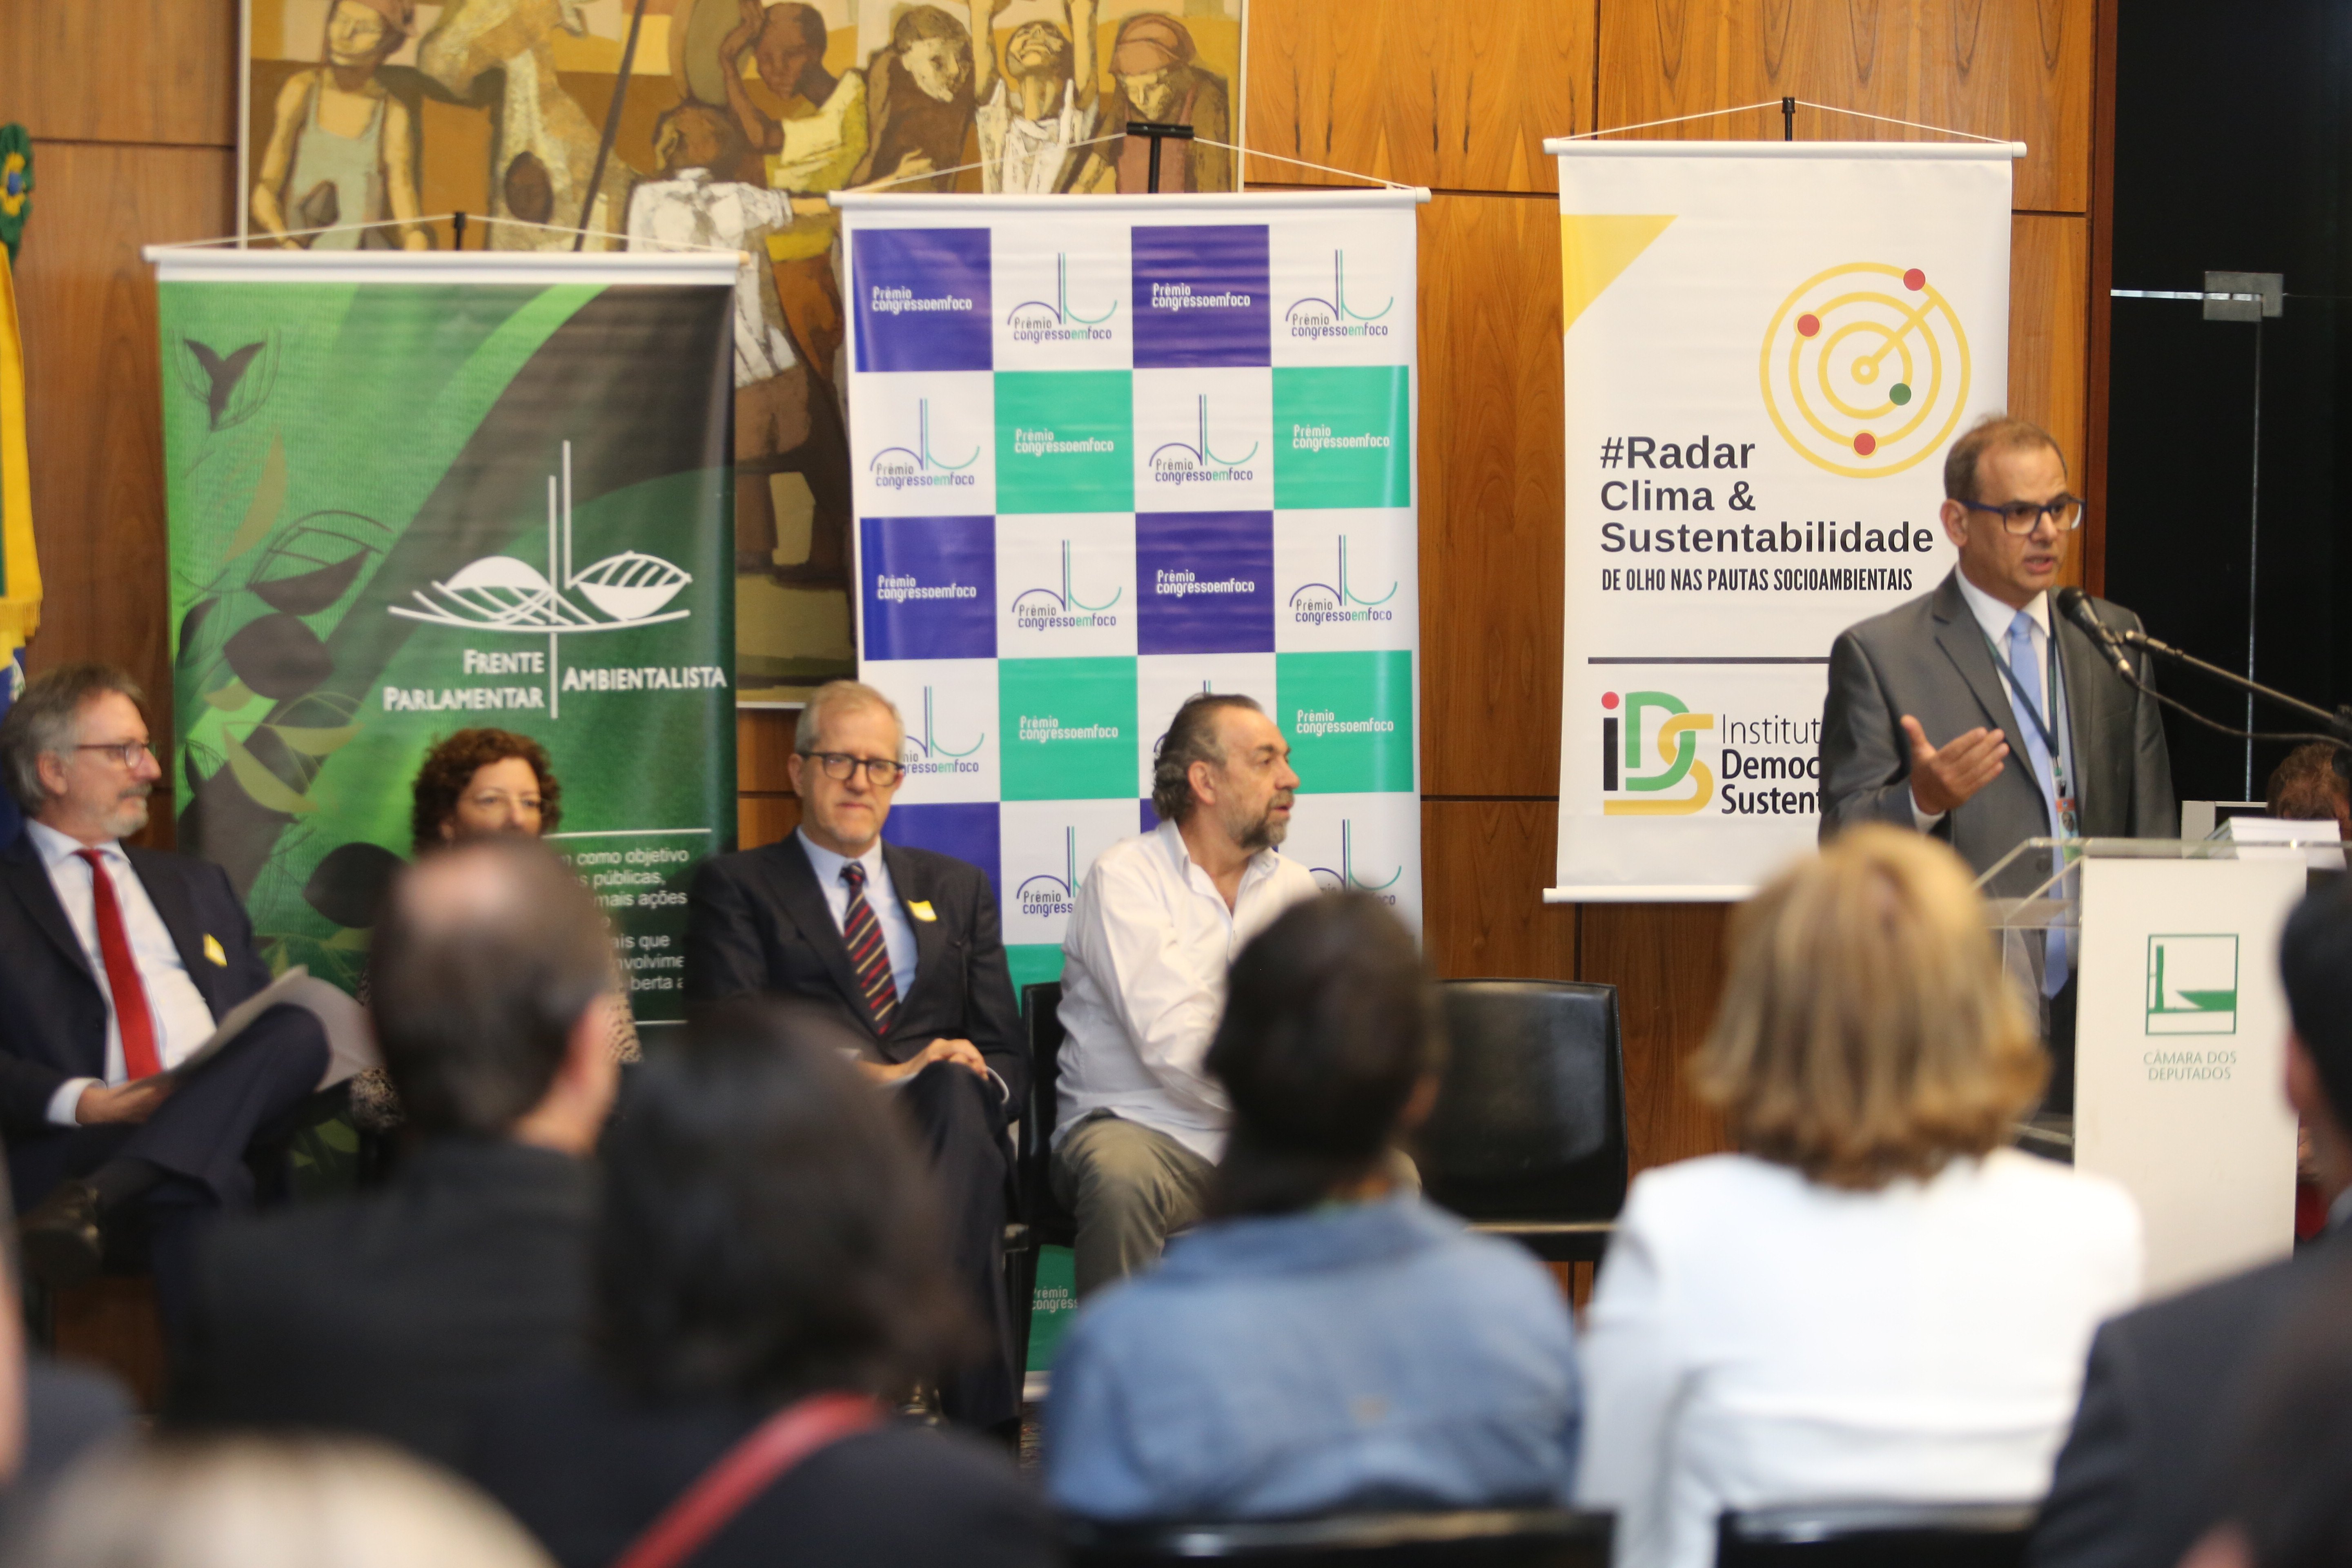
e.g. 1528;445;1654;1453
9;1007;329;1335
897;1061;1018;1431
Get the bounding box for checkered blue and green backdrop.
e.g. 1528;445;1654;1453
837;191;1424;991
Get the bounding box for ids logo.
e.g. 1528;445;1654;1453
1284;250;1393;342
1306;818;1403;902
1015;826;1082;921
1006;253;1117;344
900;686;986;777
1011;540;1122;630
870;399;980;492
1149;395;1258;487
1599;690;1714;815
1288;535;1397;627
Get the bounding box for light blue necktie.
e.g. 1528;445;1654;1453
2007;609;2069;995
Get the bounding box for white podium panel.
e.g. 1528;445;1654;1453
2075;855;2303;1296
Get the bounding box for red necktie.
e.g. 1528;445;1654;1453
76;849;163;1080
839;863;898;1031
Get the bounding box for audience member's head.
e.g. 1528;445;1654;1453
2267;743;2351;839
594;1002;968;1406
1149;692;1298;851
409;728;560;855
1693;824;2045;1190
2278;878;2352;1199
367;837;617;1151
6;1435;552;1568
2180;1264;2352;1568
0;664;161;845
1205;891;1439;1218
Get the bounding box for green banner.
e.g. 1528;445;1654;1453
159;270;736;1026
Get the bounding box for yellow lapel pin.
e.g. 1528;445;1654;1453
906;900;938;923
203;934;228;967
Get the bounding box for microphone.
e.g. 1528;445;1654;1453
2055;586;2134;682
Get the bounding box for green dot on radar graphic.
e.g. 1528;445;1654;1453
1758;261;1972;479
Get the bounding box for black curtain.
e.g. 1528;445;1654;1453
2105;0;2352;807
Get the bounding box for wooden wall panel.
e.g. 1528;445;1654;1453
2010;213;2090;584
1579;902;1734;1175
1418;194;1566;799
15;143;237;845
0;1;239;149
1245;0;1595;192
1594;0;2093;213
1421;801;1579;981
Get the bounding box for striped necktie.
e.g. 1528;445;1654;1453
839;862;898;1030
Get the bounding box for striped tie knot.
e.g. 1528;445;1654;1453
839;862;898;1029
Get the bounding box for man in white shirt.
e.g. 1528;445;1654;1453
1819;416;2175;1109
1054;692;1320;1295
0;666;328;1323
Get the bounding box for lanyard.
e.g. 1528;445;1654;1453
1982;619;2080;840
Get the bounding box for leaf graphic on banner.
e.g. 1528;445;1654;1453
222;730;320;814
225;434;288;562
265;723;359;757
203;678;256;711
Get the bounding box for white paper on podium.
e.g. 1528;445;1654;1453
2074;855;2303;1297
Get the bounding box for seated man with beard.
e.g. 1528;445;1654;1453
1053;693;1320;1297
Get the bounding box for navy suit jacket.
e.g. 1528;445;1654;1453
0;832;275;1133
684;834;1027;1109
2031;1227;2352;1568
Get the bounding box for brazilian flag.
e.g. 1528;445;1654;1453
0;125;38;848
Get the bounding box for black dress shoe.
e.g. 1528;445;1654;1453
18;1180;104;1291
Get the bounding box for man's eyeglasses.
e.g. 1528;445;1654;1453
75;741;154;769
1960;494;2086;536
801;751;907;786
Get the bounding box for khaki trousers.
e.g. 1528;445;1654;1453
1050;1113;1216;1298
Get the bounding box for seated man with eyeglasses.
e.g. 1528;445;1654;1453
0;664;330;1330
1821;414;2176;1110
685;678;1028;1440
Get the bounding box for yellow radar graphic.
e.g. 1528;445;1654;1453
1759;261;1971;478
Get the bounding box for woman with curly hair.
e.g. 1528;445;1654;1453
354;731;631;1131
409;728;560;854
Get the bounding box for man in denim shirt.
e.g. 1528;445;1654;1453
1045;893;1582;1520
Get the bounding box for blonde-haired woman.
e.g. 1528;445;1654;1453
1575;825;2141;1568
14;1436;552;1568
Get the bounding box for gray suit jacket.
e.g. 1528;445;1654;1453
1819;569;2176;893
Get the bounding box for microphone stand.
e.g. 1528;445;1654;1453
2114;627;2352;755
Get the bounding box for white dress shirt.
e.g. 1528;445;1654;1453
1575;1150;2143;1568
1055;820;1322;1162
1913;575;2054;831
25;819;219;1125
795;829;915;1002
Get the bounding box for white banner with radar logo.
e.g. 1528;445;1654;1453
1542;140;2017;900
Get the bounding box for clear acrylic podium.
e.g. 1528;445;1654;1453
1979;837;2326;1295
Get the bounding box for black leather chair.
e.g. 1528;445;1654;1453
1416;980;1627;1265
1008;980;1075;1369
1716;1503;2038;1568
1067;1508;1613;1567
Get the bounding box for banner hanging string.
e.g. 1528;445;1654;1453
1561;98;2013;146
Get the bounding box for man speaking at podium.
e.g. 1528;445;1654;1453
1820;415;2176;1108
